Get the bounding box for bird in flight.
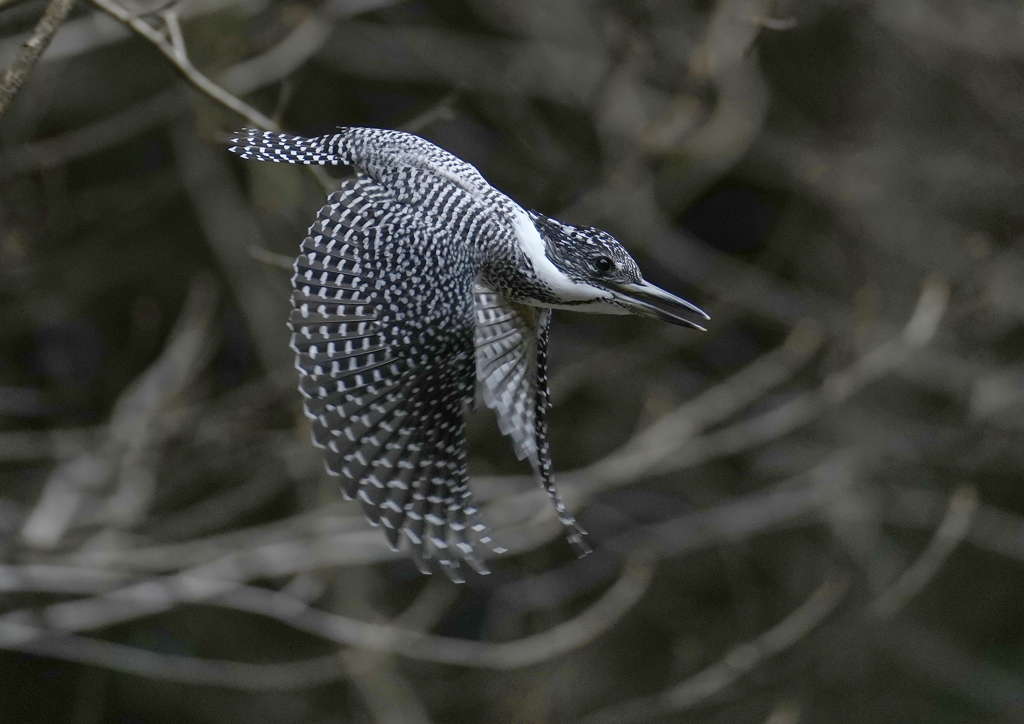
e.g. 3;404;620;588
229;127;708;581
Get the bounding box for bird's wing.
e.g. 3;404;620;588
292;172;501;580
473;289;591;556
473;285;544;466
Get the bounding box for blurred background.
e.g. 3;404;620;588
2;0;1023;721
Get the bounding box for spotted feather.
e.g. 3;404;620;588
288;172;499;578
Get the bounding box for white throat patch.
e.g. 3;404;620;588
510;207;608;302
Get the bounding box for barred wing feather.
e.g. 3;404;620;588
291;174;500;580
473;289;591;557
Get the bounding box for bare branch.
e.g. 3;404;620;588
216;9;333;96
159;8;184;60
341;579;455;724
478;275;949;550
246;245;294;271
86;0;276;130
19;275;218;549
0;87;184;172
0;565;129;595
65;270;947;576
170;120;295;376
580;577;849;724
0;552;653;679
0;427;101;462
577;325;822;491
0;0;76;119
871;486;978;619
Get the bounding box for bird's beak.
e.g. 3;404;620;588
608;281;710;331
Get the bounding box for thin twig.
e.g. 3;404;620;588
478;275;949;546
0;565;129;595
871;486;979;620
247;245;294;270
0;0;76;119
160;8;185;60
341;579;455;724
216;8;333;95
579;577;850;724
0;552;654;680
0;427;101;462
87;0;275;130
170;120;295;376
0;87;184;173
18;275;218;549
87;0;337;192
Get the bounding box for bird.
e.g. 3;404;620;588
228;127;708;581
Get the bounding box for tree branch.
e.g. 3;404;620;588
0;552;654;678
0;0;76;119
579;577;850;724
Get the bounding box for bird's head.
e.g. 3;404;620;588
525;211;709;331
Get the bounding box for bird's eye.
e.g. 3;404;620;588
593;256;614;274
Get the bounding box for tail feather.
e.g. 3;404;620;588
229;126;493;198
228;128;352;166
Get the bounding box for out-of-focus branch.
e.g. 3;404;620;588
874;619;1024;717
871;485;977;619
645;276;948;475
87;0;275;130
579;324;821;492
0;87;183;173
490;454;850;615
83;0;334;192
64;274;946;577
18;275;218;549
0;551;653;680
341;579;455;724
0;0;390;173
0;0;401;66
145;463;294;542
317;20;610;107
60;501;368;572
641;0;771;162
344;655;434;724
1;629;352;689
580;577;849;724
813;451;903;592
216;10;332;96
503;427;981;635
170;120;294;377
874;0;1024;59
481;275;948;549
0;427;100;462
0;0;76;119
0;564;128;595
82;0;402;193
474;323;821;507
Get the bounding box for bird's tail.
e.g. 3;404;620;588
533;311;592;558
228;128;354;165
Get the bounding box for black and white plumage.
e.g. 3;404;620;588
228;127;708;581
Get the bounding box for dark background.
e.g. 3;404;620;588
2;0;1023;722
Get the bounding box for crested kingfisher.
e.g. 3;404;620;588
229;127;708;581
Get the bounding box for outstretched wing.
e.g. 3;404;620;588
473;288;590;556
291;173;501;580
473;285;543;464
